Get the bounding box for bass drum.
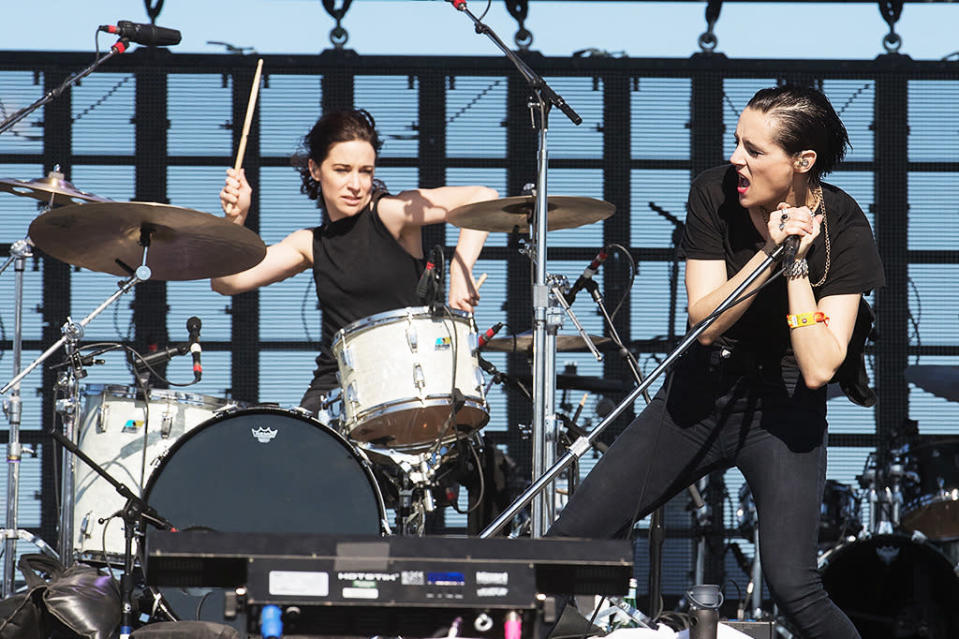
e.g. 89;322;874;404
819;534;959;639
142;407;387;628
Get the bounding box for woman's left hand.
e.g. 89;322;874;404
769;202;822;259
448;260;480;312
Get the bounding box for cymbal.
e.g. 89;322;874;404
484;331;612;353
0;171;110;207
29;201;267;281
448;195;614;233
906;365;959;402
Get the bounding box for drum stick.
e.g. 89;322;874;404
475;273;488;290
234;58;264;172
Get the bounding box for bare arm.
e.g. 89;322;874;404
379;185;497;311
210;168;313;295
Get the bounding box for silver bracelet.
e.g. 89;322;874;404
783;258;809;280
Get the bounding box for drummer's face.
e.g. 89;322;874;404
309;139;376;220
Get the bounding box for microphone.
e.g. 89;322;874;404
416;259;437;303
187;316;202;382
781;234;800;265
134;343;188;372
477;322;504;349
99;21;182;47
565;247;608;304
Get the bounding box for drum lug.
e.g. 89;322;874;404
406;324;419;352
346;382;360;407
467;331;478;352
341;346;355;373
413;363;426;393
474;367;484;393
95;406;107;433
160;409;173;439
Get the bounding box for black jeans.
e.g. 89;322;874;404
548;343;860;639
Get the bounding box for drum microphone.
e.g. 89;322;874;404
134;343;188;372
477;322;504;349
98;21;182;47
565;247;608;304
187;316;202;382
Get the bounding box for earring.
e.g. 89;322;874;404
798;159;809;168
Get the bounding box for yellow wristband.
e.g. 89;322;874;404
786;312;829;329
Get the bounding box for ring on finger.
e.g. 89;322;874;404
778;221;786;231
780;212;789;222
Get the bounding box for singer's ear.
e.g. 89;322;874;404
794;150;817;174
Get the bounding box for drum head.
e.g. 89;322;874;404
820;534;959;638
144;407;383;535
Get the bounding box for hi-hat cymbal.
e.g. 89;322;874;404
448;195;614;233
906;365;959;402
0;171;109;207
29;201;266;281
484;330;612;353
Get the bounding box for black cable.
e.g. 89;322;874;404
606;243;636;323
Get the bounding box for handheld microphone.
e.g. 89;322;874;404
99;21;182;47
781;234;801;265
477;322;504;349
187;316;202;382
565;247;608;304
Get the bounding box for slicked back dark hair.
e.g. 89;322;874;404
746;85;850;181
294;109;383;204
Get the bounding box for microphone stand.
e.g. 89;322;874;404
480;245;785;538
46;427;173;639
448;0;581;537
0;39;130;136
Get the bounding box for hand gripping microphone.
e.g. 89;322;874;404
565;247;609;304
781;234;801;265
98;21;182;47
187;316;202;382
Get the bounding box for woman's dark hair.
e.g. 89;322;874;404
294;109;383;203
746;85;850;181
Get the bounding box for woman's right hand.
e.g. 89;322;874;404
220;168;252;224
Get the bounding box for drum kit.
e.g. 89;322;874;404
0;157;629;627
733;416;959;636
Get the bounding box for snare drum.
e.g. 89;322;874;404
74;384;241;562
333;306;488;450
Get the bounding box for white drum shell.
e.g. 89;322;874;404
73;384;240;562
333;307;488;450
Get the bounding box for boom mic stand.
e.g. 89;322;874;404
480;245;786;538
447;0;581;537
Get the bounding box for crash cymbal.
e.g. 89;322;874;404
448;195;614;233
906;365;959;402
484;330;612;353
29;201;266;281
0;170;109;207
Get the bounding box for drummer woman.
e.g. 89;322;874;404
211;109;494;415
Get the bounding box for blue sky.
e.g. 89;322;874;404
1;1;957;60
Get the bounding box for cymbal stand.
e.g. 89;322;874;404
481;245;787;538
447;0;581;537
0;238;33;596
1;262;150;566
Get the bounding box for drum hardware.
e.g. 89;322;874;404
483;330;613;354
858;450;909;535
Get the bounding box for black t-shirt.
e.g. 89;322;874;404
309;194;425;390
680;164;885;359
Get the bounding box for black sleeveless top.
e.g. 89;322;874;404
309;195;425;390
